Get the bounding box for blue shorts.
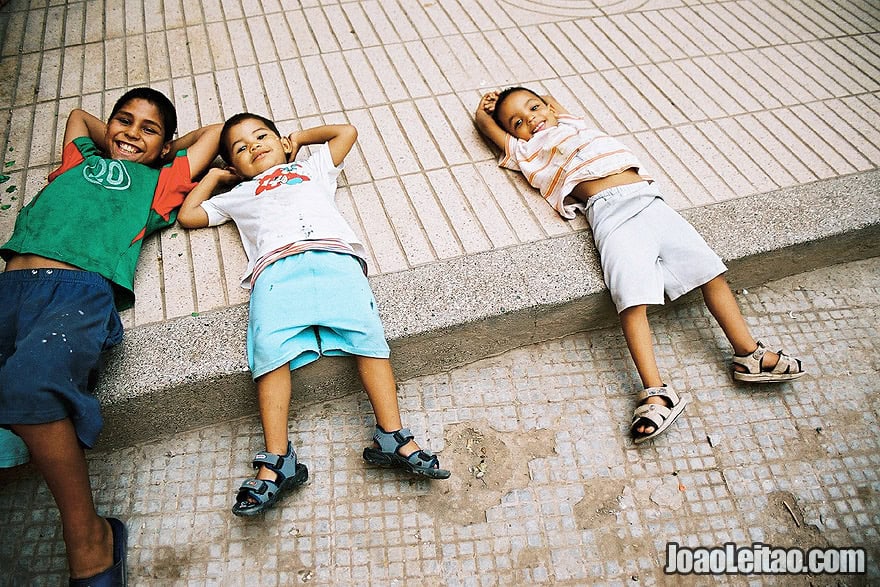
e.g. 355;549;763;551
0;269;124;448
586;182;727;313
0;428;28;468
247;251;391;379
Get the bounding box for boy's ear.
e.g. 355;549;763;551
226;165;246;179
280;136;293;158
161;141;172;159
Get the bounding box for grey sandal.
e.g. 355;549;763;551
232;442;308;517
732;341;805;383
363;425;451;479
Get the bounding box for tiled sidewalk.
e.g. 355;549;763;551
0;0;877;327
1;0;879;584
2;256;878;585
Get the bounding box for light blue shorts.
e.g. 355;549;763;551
247;251;390;379
586;182;727;313
0;428;28;468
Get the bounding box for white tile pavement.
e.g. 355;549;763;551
1;0;877;327
1;255;878;585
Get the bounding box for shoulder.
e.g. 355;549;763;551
557;114;586;127
157;149;192;178
70;136;99;156
557;115;598;135
48;137;98;182
301;143;340;176
309;142;334;163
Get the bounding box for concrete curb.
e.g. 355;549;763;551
95;171;880;447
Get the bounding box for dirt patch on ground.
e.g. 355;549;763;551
148;543;212;579
515;544;553;574
418;422;556;525
573;479;628;529
763;491;829;549
574;482;656;573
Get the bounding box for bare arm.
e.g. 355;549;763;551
474;92;510;151
163;123;223;179
177;167;238;228
63;109;109;150
288;124;357;167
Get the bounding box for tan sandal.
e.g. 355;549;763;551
732;341;805;383
630;385;690;445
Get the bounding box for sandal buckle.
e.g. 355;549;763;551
240;478;267;494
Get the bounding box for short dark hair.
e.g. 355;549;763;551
491;86;545;130
109;87;177;142
219;112;281;164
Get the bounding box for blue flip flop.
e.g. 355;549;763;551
69;517;127;587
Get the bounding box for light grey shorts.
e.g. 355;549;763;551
586;181;727;313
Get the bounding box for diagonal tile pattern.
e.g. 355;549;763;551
0;0;878;584
1;0;877;326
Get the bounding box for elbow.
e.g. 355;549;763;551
177;210;200;229
345;124;358;143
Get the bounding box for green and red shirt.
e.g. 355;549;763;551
0;136;195;309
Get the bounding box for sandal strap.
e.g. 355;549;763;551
373;426;415;453
635;385;679;405
406;449;439;468
252;451;283;471
732;341;768;374
238;477;274;497
631;402;672;429
770;350;800;374
251;442;297;479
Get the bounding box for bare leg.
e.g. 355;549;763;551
619;305;666;435
12;420;113;580
254;364;293;482
700;275;779;369
619;305;664;388
356;356;419;456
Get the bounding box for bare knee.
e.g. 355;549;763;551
619;304;648;324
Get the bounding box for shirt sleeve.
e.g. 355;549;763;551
144;150;197;235
47;137;92;182
498;135;522;171
200;184;241;227
309;142;343;188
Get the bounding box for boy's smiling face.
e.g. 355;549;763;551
496;90;558;140
225;118;292;179
104;98;171;165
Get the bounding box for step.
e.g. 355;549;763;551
94;171;880;447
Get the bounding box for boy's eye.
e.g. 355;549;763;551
531;105;538;110
235;145;246;153
143;127;158;135
513;120;522;129
256;133;267;140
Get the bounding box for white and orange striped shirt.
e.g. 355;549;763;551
499;114;651;219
